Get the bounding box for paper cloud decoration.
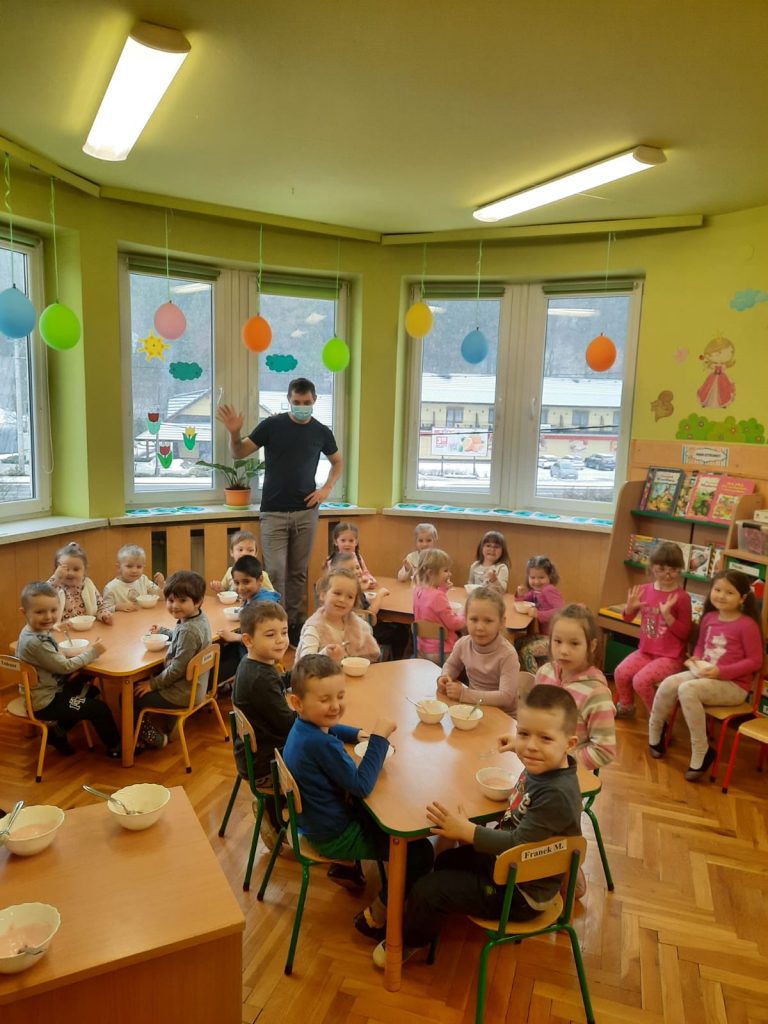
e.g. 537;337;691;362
730;288;768;312
169;361;203;380
265;353;298;372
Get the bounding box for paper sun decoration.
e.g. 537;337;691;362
138;332;170;362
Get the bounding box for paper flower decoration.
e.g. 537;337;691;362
147;412;161;435
137;332;170;362
157;444;173;469
182;427;197;450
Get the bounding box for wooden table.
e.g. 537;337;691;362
371;576;533;632
341;659;522;991
0;787;244;1024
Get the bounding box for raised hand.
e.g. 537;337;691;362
660;591;678;617
216;403;244;436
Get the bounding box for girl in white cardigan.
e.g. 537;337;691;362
47;542;112;624
297;567;380;662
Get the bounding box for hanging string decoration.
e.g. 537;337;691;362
461;241;489;364
0;154;37;339
322;239;350;372
242;225;273;352
39;178;82;350
404;243;433;339
153;210;187;340
585;232;617;372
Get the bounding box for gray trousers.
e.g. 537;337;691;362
259;508;319;625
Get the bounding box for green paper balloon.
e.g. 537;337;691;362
39;302;81;350
322;336;350;373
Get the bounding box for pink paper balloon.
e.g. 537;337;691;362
153;302;187;340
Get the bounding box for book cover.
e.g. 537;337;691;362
676;542;692;571
690;592;705;623
708;543;724;575
627;534;656;565
688;543;713;577
708;476;755;523
685;472;722;519
637;468;657;510
644;468;684;513
673;470;698;517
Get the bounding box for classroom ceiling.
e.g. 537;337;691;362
1;0;767;235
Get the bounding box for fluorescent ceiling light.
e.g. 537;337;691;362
83;22;190;162
473;146;666;222
547;308;599;317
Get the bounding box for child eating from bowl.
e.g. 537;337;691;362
47;541;112;625
209;530;277;595
103;544;165;612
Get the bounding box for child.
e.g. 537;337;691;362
437;586;520;714
514;556;565;674
329;552;406;660
232;601;294;848
412;549;465;661
648;570;763;780
534;605;616;770
103;544;165;612
614;542;692;717
297;568;380;662
47;542;112;624
467;530;510;593
284;654;433;938
373;686;581;966
16;581;120;758
209;530;276;594
324;521;376;587
397;523;438;581
133;571;212;749
218;555;282;683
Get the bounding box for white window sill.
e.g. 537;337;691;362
0;515;109;546
384;503;612;533
110;502;376;527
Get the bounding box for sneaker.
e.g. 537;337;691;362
258;814;282;851
353;907;386;941
372;941;427;970
327;862;366;890
684;745;716;782
574;866;588;900
139;719;168;749
615;702;636;719
648;723;667;758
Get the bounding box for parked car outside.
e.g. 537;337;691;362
584;452;616;470
550;457;581;479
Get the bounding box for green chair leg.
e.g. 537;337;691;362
256;821;284;902
583;799;614;891
218;774;241;837
475;940;493;1024
284;865;311;975
243;795;264;891
565;923;596;1024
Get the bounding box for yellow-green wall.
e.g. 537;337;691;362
9;166;768;517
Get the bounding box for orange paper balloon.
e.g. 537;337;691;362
585;333;617;372
242;315;273;352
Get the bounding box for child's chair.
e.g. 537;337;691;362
218;708;284;890
720;676;768;793
411;621;445;664
258;749;385;976
130;643;229;772
577;766;614;891
0;655;94;783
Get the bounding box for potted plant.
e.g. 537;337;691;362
196;456;264;507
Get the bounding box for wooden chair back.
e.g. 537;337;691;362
0;655;39;720
274;748;302;814
185;643;220;709
492;834;587;886
517;671;536;700
355;608;377;627
231;704;257;753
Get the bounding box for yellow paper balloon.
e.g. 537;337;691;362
405;301;433;338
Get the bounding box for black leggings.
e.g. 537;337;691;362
38;680;120;751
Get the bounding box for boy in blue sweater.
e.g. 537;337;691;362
284;654;433;940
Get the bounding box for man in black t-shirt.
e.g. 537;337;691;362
217;378;343;643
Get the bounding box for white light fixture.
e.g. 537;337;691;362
83;22;190;162
473;146;666;222
547;308;599;318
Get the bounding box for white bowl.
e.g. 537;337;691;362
222;606;242;620
416;699;448;724
450;601;464;612
354;741;395;760
0;903;61;973
142;633;170;652
476;767;515;801
67;615;95;631
4;805;65;857
448;704;484;731
514;601;536;614
107;783;171;831
217;591;238;605
341;657;370;677
364;591;377;601
135;594;159;608
59;638;89;656
464;583;480;593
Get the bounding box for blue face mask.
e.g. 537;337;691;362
290;404;313;421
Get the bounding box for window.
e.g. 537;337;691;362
405;282;641;513
121;260;346;504
0;237;49;519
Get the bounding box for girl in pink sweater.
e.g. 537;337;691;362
614;542;692;717
437;587;520;714
297;568;380;662
514;555;565;673
412;549;465;662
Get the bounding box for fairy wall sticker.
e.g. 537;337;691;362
697;335;736;409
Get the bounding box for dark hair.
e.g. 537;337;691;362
21;581;57;609
549;604;601;658
163;570;206;603
232;555;264;580
291;653;341;698
229;530;257;552
703;570;763;630
239;600;287;637
287;377;316;400
525;555;559;585
317;567;363;607
465;585;505;620
475;530;510;568
521;684;578;735
332;521;360;550
649;541;684;570
54;541;88;569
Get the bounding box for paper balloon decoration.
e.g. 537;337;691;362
404;301;433;338
242;315;272;352
461;329;489;365
39;302;81;350
154;301;186;340
585;333;617;372
322;336;350;373
0;286;36;339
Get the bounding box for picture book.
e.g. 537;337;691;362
685;472;722;519
637;468;657;510
673;470;698;517
708;476;755;523
708;543;724;575
675;542;692;572
644;468;684;514
690;592;705;622
687;543;713;577
626;534;656;565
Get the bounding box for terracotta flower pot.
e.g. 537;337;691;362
224;488;251;507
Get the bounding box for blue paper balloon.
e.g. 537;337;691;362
0;286;36;339
461;329;489;364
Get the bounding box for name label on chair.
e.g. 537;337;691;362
522;839;567;861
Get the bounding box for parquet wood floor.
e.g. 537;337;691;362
1;699;767;1023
